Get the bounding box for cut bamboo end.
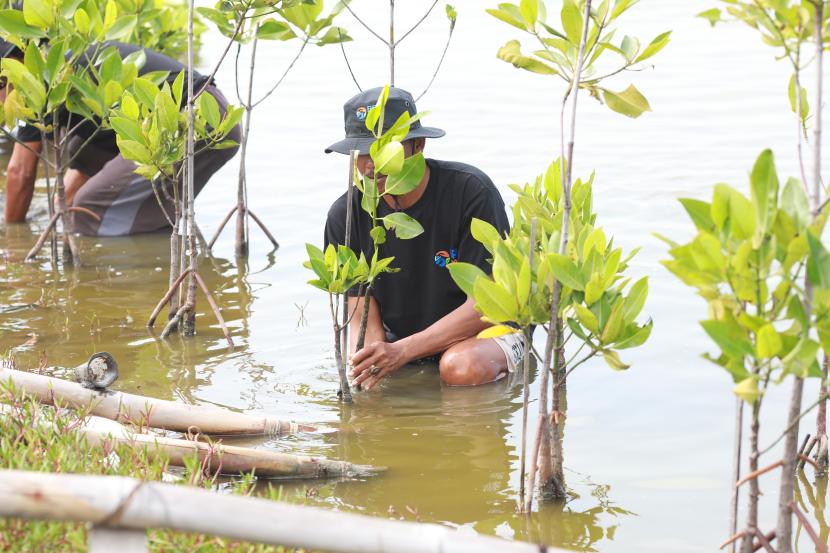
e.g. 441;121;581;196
0;367;314;436
82;416;380;480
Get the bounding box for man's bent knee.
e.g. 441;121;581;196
439;346;506;386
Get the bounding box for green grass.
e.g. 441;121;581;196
0;378;304;552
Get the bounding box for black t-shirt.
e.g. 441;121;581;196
324;158;510;339
14;41;209;155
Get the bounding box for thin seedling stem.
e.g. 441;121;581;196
730;398;743;553
519;218;536;512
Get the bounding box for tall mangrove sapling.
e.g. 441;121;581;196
470;0;668;509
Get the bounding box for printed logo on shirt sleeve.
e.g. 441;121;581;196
434;248;458;268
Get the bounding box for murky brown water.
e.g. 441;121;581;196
2;1;829;551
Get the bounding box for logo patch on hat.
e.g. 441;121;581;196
355;104;376;121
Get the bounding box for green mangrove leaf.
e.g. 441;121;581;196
23;42;44;83
634;31;671;63
370;225;386;245
573;302;599;334
584;272;604;305
116;138;152;163
614;319;653;349
602;349;630;371
110;116;143;143
750;149;779;239
561;0;582;44
788;73;809;122
601;301;625;342
807;231;830;289
781;338;820;378
517;258;531;306
497;40;557;75
620;35;639;62
23;0;53;28
697;8;721;27
317;26;351;45
257;19;295;41
478;324;519;339
373;141;404;175
519;0;537;27
0;8;45;39
602;85;651;118
486;6;527;32
733;377;761;404
448;262;486;298
611;0;637;19
548;253;585;291
701;319;754;359
384;153;425;195
107;15;137;41
756;323;782;359
781;177;810;232
679;198;716;233
623;276;648;323
382;212;424;240
474;277;518;322
471;218;502;248
197;92;221;129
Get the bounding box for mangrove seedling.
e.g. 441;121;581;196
662;150;829;553
304;244;373;402
201;0;352;257
0;0;154;266
303;84;429;397
482;0;669;510
699;0;830;552
111;69;243;344
449;159;652;510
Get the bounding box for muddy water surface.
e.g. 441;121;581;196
2;1;830;551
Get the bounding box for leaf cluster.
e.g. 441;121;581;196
449;158;652;371
661;150;830;402
698;1;830;128
356;84;427;244
303;242;392;294
198;0;351;46
110;70;243;181
488;0;670;118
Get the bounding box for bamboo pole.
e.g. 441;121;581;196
0;470;551;553
0;367;312;436
81;416;380;479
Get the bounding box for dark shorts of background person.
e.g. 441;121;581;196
69;84;240;237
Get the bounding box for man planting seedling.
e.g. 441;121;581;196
324;86;519;389
1;39;240;237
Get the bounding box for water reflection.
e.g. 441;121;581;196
258;365;634;551
0;228;254;405
794;470;828;548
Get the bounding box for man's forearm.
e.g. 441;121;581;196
347;293;385;356
396;298;490;362
4;142;41;222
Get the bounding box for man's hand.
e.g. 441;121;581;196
350;341;409;390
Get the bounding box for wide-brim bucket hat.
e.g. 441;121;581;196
325;86;445;155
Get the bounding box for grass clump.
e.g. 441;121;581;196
0;379;304;552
